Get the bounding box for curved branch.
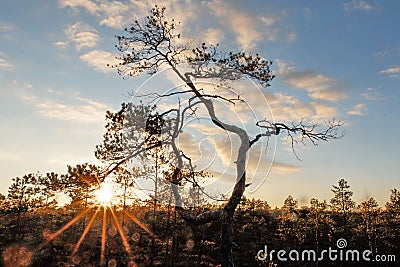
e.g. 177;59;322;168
175;207;226;225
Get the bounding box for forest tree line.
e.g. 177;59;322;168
1;170;399;266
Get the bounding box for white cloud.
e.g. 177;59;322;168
65;22;100;50
99;15;125;28
344;0;375;11
347;103;367;116
380;66;400;79
80;49;119;73
58;0;99;14
54;41;68;48
0;52;12;69
98;1;129;28
59;0;137;29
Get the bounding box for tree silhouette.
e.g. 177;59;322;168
103;6;343;266
356;197;380;253
6;173;58;237
308;198;332;256
59;163;104;207
0;192;7;215
330;178;355;238
382;188;400;253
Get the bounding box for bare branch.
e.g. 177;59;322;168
181;151;226;202
103;140;164;178
255;118;344;159
135;89;194;101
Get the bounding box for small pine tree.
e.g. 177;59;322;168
330;178;355;238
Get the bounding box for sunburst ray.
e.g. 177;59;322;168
100;206;107;267
72;206;101;256
110;208;135;265
38;207;92;250
123;210;155;237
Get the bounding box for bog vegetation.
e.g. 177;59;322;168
0;174;399;266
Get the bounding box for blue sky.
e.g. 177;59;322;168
0;0;399;207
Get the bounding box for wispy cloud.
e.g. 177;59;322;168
0;22;15;39
275;59;348;102
347;103;367;116
0;52;12;69
0;22;14;32
361;87;383;100
80;50;119;73
19;87;110;123
380;66;400;79
65;22;100;50
271;161;300;173
344;0;375;11
38;97;108;122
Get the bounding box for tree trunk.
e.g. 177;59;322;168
220;213;234;267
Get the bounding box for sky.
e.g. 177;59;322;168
0;0;399;208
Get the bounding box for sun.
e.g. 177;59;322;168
95;183;113;206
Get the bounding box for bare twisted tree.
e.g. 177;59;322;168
98;6;343;267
